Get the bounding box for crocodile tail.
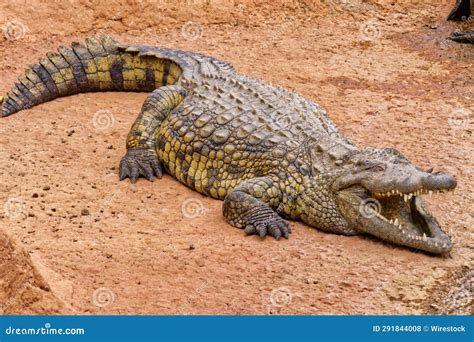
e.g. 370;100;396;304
0;36;183;117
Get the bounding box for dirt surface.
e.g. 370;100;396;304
0;0;472;315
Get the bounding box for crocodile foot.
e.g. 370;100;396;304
119;148;163;183
243;214;291;240
448;31;474;44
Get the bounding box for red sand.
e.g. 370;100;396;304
0;0;472;314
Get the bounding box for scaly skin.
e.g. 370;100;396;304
0;37;458;254
447;0;474;44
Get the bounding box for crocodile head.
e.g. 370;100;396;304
332;147;456;254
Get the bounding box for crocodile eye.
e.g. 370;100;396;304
358;161;385;172
370;164;385;172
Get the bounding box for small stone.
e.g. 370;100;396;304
32;193;39;198
67;129;75;136
81;209;90;216
189;244;195;250
42;185;50;191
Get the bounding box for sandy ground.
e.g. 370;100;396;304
0;0;472;315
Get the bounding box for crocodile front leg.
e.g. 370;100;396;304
119;85;187;182
223;176;291;240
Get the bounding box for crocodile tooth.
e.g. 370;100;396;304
389;219;393;224
428;190;433;197
398;224;402;229
394;218;399;225
403;194;408;202
422;233;427;241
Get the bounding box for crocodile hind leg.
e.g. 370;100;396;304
223;177;291;240
119;85;187;183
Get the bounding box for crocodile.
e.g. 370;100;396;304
0;36;457;254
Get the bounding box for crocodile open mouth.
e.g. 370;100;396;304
342;185;455;254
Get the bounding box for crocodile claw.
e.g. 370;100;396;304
244;216;291;240
119;148;163;183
